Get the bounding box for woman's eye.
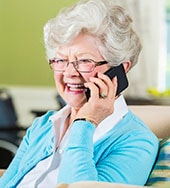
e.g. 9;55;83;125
56;59;67;63
79;59;91;63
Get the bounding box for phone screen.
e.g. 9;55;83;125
85;64;129;100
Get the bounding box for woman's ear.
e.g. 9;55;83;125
123;61;131;73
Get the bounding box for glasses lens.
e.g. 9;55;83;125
77;59;95;72
49;59;67;71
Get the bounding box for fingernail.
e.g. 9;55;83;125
114;76;117;82
98;72;102;77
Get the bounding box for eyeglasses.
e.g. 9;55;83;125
49;58;108;73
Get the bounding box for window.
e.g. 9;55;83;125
166;0;170;88
149;0;170;97
157;0;170;92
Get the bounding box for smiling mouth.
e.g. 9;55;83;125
66;83;85;92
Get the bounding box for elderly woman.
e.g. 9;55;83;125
0;0;158;187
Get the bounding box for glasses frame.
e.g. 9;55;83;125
48;58;108;73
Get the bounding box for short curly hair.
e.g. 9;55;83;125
44;0;142;69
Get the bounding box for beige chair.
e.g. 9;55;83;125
1;105;170;188
57;182;147;188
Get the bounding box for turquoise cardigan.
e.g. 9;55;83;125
0;110;158;188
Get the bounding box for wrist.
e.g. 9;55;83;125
73;118;98;126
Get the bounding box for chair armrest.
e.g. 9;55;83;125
56;182;147;188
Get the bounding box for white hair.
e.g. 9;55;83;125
44;0;142;68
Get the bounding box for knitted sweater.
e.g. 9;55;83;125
0;110;158;187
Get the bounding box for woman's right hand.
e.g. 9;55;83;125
75;73;118;126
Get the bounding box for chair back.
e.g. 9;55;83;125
0;89;18;128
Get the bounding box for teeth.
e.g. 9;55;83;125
67;84;84;88
67;84;85;91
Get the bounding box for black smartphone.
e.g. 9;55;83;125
85;63;129;100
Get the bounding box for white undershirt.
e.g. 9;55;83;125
18;95;128;188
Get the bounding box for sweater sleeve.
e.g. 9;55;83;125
57;120;159;185
57;120;97;183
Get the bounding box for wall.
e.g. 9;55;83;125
8;86;58;127
0;1;168;126
0;0;77;86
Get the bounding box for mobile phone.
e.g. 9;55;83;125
85;63;129;100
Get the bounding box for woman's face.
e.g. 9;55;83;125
53;33;109;109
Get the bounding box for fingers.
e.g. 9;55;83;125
84;72;118;100
89;76;108;97
97;72;117;99
81;73;118;125
84;81;99;100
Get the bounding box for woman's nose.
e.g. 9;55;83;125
63;62;79;76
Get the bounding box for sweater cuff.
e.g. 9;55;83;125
67;120;96;147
